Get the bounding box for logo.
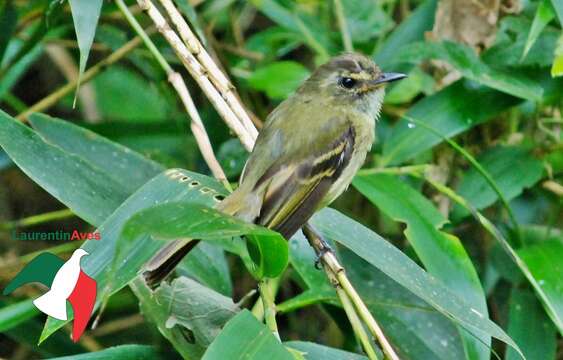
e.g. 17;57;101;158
11;230;101;241
3;249;97;342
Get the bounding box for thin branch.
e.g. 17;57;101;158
543;180;563;197
136;0;256;151
251;275;280;321
303;225;399;360
0;209;75;230
336;286;379;360
16;35;145;122
116;0;228;184
259;278;280;340
333;0;353;52
169;72;229;184
157;0;258;140
45;44;100;122
322;247;379;359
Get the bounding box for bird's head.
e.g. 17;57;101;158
299;53;406;117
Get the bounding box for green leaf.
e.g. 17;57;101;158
0;302;86;357
310;208;522;357
384;67;435;104
69;0;103;87
50;344;158;360
29;113;164;193
452;146;544;220
0;43;42;100
397;41;543;100
0;149;11;169
428;179;563;334
375;0;437;67
287;223;475;358
217;138;248;179
0;299;39;332
131;277;204;359
120;201;288;279
150;276;239;349
381;80;520;165
93;66;172;122
248;61;310;100
40;169;227;342
505;288;557;360
550;0;563;25
342;0;393;43
518;240;563;333
122;202;274;240
353;174;490;359
0;0;17;63
522;0;556;59
285;341;367;360
248;0;334;57
0;109;130;225
202;310;293;360
246;27;302;60
285;234;466;358
483;16;559;68
339;249;466;359
520;225;562;245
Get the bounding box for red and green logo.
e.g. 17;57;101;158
3;249;97;342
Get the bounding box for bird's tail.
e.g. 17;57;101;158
143;239;199;288
143;190;252;288
33;290;68;320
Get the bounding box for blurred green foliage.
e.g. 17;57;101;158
0;0;561;359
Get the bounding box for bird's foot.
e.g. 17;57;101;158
314;237;335;269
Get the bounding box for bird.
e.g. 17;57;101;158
3;249;97;342
144;53;406;286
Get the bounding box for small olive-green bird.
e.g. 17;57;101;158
144;53;405;285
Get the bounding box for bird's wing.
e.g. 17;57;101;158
253;124;355;238
68;270;97;342
3;252;65;295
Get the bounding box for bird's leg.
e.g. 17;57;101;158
302;223;335;269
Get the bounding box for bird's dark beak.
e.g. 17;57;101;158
371;72;407;86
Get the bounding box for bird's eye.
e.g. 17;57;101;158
340;77;356;89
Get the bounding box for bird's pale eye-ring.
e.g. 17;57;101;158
339;77;357;89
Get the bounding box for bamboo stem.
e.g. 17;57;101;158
336;286;379;360
333;0;353;52
116;0;228;184
303;225;399;360
136;0;256;151
259;278;280;340
157;0;258;140
0;209;75;230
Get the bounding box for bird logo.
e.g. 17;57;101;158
3;249;97;342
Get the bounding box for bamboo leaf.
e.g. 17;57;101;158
50;345;158;360
310;209;523;358
505;288;557;360
69;0;103;93
202;310;293;360
353;174;490;359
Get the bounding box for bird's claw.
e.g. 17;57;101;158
314;239;334;270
